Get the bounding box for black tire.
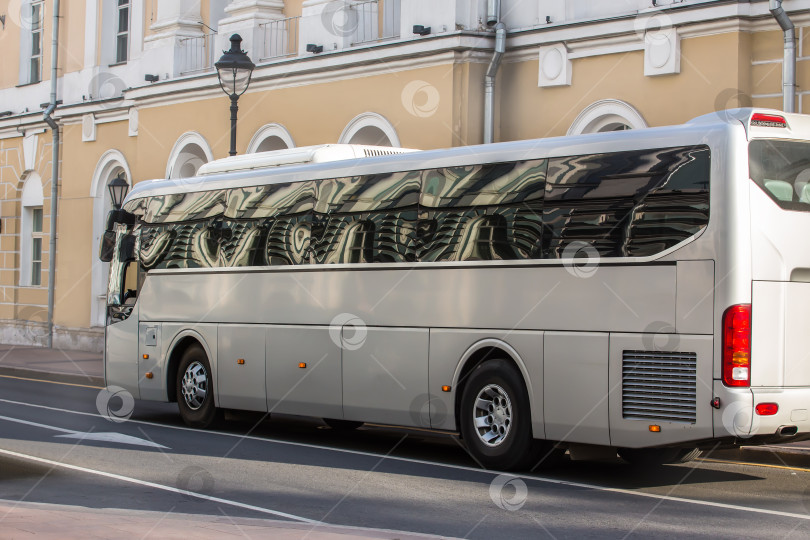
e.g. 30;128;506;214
530;441;568;471
323;418;364;431
618;447;702;466
176;344;222;429
459;359;535;471
674;448;702;463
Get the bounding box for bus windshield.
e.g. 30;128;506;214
749;139;810;211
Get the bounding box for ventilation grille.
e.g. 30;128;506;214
363;149;401;157
622;350;697;424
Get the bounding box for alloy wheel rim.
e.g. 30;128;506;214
181;361;208;411
472;383;513;447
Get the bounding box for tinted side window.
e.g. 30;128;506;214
419;160;547;261
625;147;710;256
128;146;708;268
262;181;316;265
543;146;709;258
137;182;316;268
313;172;420;264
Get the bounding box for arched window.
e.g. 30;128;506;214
339;112;400;147
90;151;132;326
20;172;44;286
248;124;295;153
567;100;647;136
165;132;214;179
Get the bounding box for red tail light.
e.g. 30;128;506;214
755;403;778;416
751;113;787;128
723;304;752;387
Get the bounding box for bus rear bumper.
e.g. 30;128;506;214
749;387;810;438
713;384;810;442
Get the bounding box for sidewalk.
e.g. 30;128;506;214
0;343;807;469
0;344;103;386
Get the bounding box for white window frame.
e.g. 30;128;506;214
567;99;648;136
338;112;400;147
115;0;131;64
165;132;214;180
18;0;44;85
30;208;44;286
20;173;44;287
90;151;132;327
29;0;44;83
248;124;295;154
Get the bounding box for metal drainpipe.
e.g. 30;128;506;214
43;0;60;348
770;0;796;113
484;22;506;144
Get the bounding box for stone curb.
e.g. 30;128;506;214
707;445;810;468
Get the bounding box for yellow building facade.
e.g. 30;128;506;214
0;0;807;351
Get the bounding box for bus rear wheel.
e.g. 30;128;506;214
618;447;702;466
176;344;222;429
459;359;534;471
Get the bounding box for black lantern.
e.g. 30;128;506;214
215;34;255;157
108;174;129;210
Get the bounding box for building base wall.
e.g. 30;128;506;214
0;319;103;353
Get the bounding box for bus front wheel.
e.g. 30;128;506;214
459;359;534;471
176;344;222;429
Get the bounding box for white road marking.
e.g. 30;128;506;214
0;414;75;434
1;397;810;522
0;448;321;525
0;414;168;449
54;432;168;448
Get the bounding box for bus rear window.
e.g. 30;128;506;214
749;140;810;211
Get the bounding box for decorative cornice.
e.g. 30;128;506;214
66;35;493;115
5;0;810;133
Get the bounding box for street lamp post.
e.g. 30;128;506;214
215;34;255;157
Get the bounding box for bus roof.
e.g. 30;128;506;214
197;144;418;176
123;108;792;205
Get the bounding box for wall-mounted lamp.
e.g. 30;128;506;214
413;25;431;36
306;44;323;54
652;0;658;5
144;74;159;83
108;174;130;210
0;15;6;29
546;16;552;24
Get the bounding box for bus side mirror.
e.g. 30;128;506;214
99;209;138;262
98;230;116;262
106;209;137;229
119;234;136;262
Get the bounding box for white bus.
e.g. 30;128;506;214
101;109;810;470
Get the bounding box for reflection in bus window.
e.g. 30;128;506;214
125;147;708;267
419;159;547;262
544;146;710;258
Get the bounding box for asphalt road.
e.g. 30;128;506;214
0;374;809;539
